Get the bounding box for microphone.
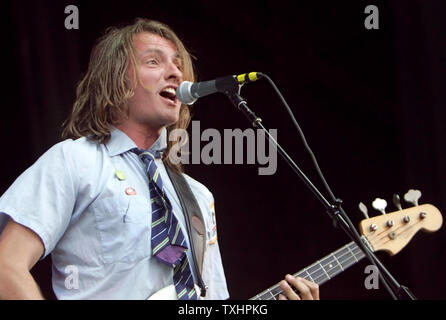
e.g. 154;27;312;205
176;72;263;105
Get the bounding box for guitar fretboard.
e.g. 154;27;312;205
249;240;366;300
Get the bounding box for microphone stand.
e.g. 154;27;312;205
224;90;416;300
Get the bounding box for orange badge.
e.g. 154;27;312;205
125;187;137;195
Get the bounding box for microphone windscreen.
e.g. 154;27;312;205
176;81;196;105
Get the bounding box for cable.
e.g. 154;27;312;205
256;72;398;299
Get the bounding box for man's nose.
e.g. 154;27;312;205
166;61;182;83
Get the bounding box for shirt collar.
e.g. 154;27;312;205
105;126;168;157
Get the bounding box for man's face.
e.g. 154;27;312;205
126;32;183;132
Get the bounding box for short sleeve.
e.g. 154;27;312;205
0;140;78;259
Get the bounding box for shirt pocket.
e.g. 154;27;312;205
91;195;151;264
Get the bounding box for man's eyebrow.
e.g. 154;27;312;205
141;48;182;61
141;48;162;55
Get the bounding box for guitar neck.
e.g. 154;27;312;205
250;240;368;300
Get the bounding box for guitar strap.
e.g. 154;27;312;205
164;162;207;298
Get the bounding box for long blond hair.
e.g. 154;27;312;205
62;18;195;172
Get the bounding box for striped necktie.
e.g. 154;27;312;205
132;148;198;300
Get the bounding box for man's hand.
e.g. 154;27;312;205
278;274;319;300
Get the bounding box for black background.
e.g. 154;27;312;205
2;0;445;300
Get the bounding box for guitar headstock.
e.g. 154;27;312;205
358;190;443;255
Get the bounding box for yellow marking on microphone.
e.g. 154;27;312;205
237;72;260;84
248;72;259;82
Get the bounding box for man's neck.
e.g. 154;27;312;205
117;123;163;150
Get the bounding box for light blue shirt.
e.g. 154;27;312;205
0;127;229;300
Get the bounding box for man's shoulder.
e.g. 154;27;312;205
59;136;100;152
45;136;102;160
32;137;105;175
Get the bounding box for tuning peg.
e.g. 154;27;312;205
358;202;369;219
404;189;422;206
372;198;387;215
392;194;403;210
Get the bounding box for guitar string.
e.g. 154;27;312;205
365;221;420;250
260;220;416;300
363;212;422;241
268;246;364;300
251;243;364;300
252;216;422;300
251;248;355;300
294;244;362;281
299;247;364;284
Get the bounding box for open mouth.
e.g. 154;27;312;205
159;87;177;104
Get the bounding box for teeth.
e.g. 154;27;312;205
162;87;176;95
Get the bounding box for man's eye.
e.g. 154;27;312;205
147;59;158;65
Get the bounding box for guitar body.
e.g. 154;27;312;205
147;284;202;300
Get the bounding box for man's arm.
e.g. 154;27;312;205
0;218;45;299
